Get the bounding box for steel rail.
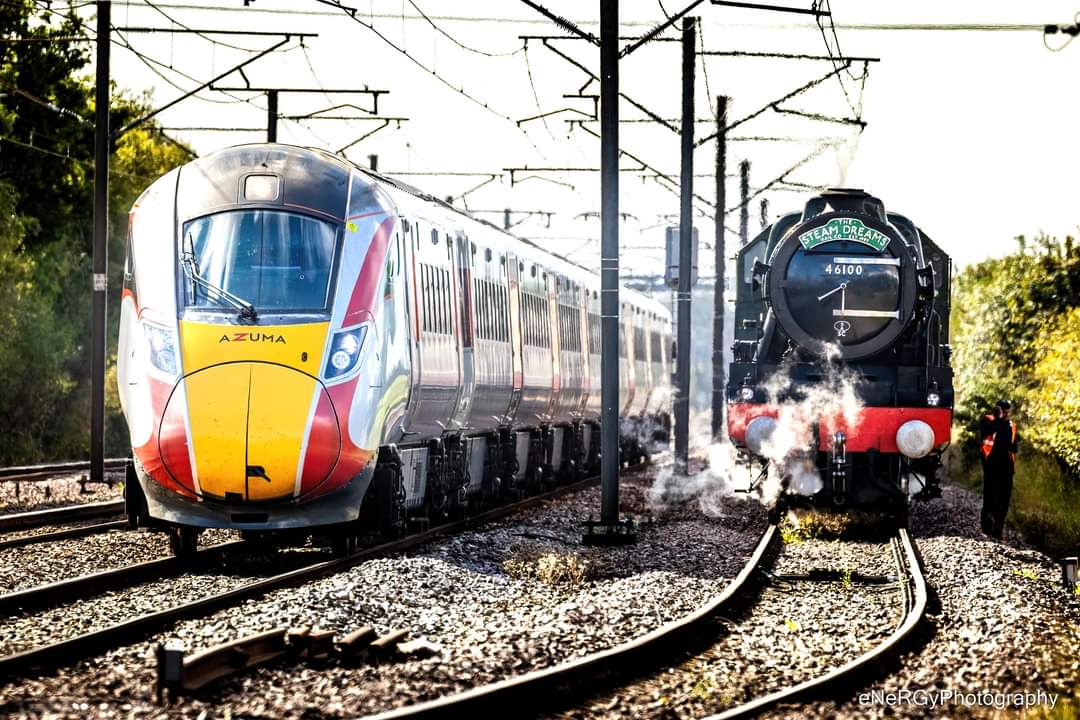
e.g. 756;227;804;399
0;540;247;616
363;522;780;720
703;527;927;719
0;520;129;551
0;459;127;482
0;500;126;532
0;465;647;680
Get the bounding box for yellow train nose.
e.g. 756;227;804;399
161;362;340;502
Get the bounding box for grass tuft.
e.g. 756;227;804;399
503;544;604;587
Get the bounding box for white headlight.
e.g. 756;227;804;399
739;386;755;402
339;332;361;355
745;416;777;455
926;392;940;407
896;420;935;458
330;350;352;371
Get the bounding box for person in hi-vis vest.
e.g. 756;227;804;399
979;400;1019;539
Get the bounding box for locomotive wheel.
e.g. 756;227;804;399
169;527;200;559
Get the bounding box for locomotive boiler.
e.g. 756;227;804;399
727;188;952;519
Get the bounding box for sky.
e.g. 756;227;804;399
64;0;1080;273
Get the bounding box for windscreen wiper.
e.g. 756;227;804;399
181;254;258;322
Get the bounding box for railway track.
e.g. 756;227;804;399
0;500;126;533
359;523;926;719
0;465;643;680
707;527;926;719
0;459;127;483
0;539;248;615
0;519;130;551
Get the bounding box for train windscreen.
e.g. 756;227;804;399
183;210;338;312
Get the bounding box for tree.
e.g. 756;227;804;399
0;1;191;462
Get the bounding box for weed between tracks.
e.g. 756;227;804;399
779;512;846;544
503;544;607;587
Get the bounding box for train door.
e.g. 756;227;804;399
577;284;590;415
451;234;475;427
505;252;524;423
399;217;423;436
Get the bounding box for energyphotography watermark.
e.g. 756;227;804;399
858;688;1059;711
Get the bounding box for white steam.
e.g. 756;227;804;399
648;345;866;515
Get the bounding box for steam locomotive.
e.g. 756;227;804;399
726;189;952;518
118;144;672;556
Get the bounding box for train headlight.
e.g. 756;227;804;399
926;391;941;407
739;386;756;402
745;416;777;455
143;321;177;375
324;326;367;380
896;420;935;459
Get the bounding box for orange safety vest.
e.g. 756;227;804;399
981;416;1017;463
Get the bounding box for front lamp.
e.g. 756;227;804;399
896;420;935;459
324;326;367;380
143;321;178;375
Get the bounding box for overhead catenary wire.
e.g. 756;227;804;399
29;0;357;153
812;0;863;116
138;0;264;52
32;1;346;144
522;40;558;142
314;0;544;155
406;0;522;57
695;62;852;147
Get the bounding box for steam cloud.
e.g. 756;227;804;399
648;345;867;515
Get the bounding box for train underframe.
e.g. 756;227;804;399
743;446;944;526
126;413;672;557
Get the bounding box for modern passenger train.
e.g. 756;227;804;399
118;144;672;555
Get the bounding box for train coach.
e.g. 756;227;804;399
118;143;672;556
727;188;953;521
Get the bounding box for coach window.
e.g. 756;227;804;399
420;265;429;333
428;266;436;335
481;281;490;340
439;268;447;334
435;267;442;334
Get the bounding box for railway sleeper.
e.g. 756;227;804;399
155;624;436;703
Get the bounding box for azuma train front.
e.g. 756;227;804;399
118;145;402;545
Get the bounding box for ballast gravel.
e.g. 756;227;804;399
0;543;313;657
0;472;1077;719
0;465;769;718
562;540;900;719
0;527;237;593
0;472;123;515
756;484;1080;719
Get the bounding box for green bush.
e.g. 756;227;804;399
0;2;190;464
950;234;1080;555
1027;307;1080;474
951;235;1080;457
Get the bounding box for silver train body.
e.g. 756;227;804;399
119;144;672;541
